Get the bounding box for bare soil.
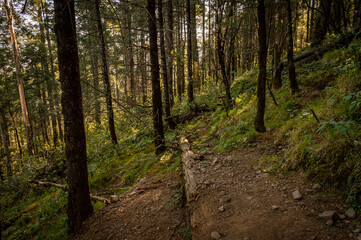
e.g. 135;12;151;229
76;133;359;240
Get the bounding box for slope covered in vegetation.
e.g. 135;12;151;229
1;33;360;239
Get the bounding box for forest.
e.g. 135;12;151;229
1;0;361;239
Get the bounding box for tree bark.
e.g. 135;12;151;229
140;30;147;104
147;0;166;154
286;0;299;94
43;2;63;143
90;40;101;125
190;0;199;89
4;0;34;155
39;6;58;146
123;3;136;105
159;0;175;129
187;0;194;103
254;0;267;133
0;98;12;177
177;1;185;101
165;0;174;105
53;0;93;234
94;0;118;144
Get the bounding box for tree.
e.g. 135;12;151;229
187;0;194;103
165;0;174;104
254;0;267;133
94;0;118;144
4;0;34;155
53;0;93;234
0;97;12;177
159;0;175;129
286;0;299;94
147;0;166;154
38;4;58;146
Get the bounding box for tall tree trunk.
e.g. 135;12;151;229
4;0;34;155
124;3;136;105
53;0;93;234
140;30;147;104
39;6;58;146
201;0;206;86
94;0;118;144
254;0;267;133
0;98;12;177
354;0;361;29
187;0;194;103
273;43;282;89
43;2;63;143
158;0;173;128
9;106;23;158
312;0;333;43
177;1;185;100
90;41;101;125
165;0;174;105
147;0;166;154
286;0;299;94
190;0;199;89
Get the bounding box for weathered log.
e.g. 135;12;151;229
179;137;198;202
28;180;111;204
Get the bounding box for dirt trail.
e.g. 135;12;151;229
186;134;356;240
76;175;187;240
76;133;358;240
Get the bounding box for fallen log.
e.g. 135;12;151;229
179;137;198;202
28;180;111;204
277;32;358;75
166;104;214;125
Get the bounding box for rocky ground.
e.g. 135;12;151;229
76;133;360;240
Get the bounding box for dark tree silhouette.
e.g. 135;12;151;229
94;0;118;144
147;0;166;154
53;0;93;234
254;0;267;133
286;0;299;94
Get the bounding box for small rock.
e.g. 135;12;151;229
292;190;302;200
357;235;361;240
312;183;321;190
339;214;346;220
326;220;334;226
225;155;234;161
212;158;218;165
218;206;225;212
204;180;211;186
211;231;221;240
345;207;357;219
319;210;337;221
220;191;226;196
272;205;279;210
256;170;262;175
110;195;119;203
353;229;361;233
282;194;287;198
349;233;353;238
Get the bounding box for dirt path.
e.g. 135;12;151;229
75;175;187;240
76;133;359;240
186;134;358;240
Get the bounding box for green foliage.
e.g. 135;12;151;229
168;185;185;209
318;119;355;137
178;226;192;240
